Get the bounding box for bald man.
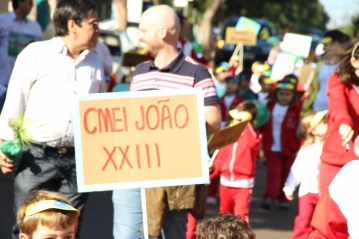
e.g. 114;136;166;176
112;5;221;239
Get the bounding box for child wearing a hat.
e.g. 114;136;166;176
239;69;258;101
209;101;261;221
260;75;302;210
213;62;230;98
283;110;327;239
17;190;79;239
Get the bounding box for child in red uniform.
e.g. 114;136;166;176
261;75;301;210
283;110;327;239
319;37;359;191
207;76;243;205
210;101;261;221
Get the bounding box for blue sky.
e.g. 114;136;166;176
319;0;359;29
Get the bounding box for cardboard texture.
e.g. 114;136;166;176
298;64;315;86
207;121;249;153
225;27;257;46
281;33;313;58
73;89;209;192
122;52;146;67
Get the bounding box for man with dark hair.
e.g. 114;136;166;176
197;213;256;239
0;0;106;238
0;0;43;114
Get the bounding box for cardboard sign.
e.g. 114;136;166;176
281;33;312;58
235;17;261;35
225;28;257;46
270;53;296;81
207;121;249;153
73;89;209;192
298;64;315;86
8;30;42;58
122;52;146;67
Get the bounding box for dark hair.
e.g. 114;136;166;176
324;29;350;44
328;36;359;85
258;75;267;84
53;0;97;37
282;74;298;85
176;12;186;28
240;69;252;81
12;0;25;10
235;101;257;123
198;213;256;239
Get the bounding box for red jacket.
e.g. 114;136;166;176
261;101;301;158
210;124;261;188
321;73;359;167
220;95;243;124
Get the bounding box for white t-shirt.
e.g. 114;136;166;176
312;62;339;111
271;103;289;152
283;143;322;197
224;95;236;109
250;73;261;93
258;92;269;106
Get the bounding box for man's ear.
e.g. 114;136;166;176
67;19;77;34
19;233;30;239
350;57;359;69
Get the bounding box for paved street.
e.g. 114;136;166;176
0;159;297;239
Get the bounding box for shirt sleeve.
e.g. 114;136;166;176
329;160;359;238
194;68;219;106
0;46;36;140
327;74;353;127
283;147;305;194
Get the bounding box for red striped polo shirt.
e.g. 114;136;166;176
130;51;219;106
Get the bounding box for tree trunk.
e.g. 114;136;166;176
200;0;225;52
115;0;127;31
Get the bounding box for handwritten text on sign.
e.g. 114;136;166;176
74;89;209;192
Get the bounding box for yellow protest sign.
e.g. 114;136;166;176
225;27;257;46
207;121;249;153
73;89;209;192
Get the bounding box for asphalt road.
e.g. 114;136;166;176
0;159;297;239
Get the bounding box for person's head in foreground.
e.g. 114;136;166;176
197;213;256;239
229;101;257;126
17;190;79;239
138;4;180;58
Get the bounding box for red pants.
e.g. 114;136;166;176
318;161;342;194
219;185;252;221
263;151;295;201
186;213;197;239
291;193;319;239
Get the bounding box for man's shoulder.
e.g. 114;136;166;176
133;61;151;76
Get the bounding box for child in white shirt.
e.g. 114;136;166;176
283;110;328;239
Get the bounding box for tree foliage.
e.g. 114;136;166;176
190;0;329;33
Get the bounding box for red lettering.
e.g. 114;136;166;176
145;144;151;168
123;107;128;131
155;143;161;167
118;146;133;170
98;108;113;133
174;104;189;129
136;144;141;169
161;105;172;129
112;107;123;132
84;108;97;134
102;147;117;171
135;106;145;130
146;105;160;130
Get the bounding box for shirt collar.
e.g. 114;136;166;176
149;50;185;73
10;11;28;23
52;37;90;63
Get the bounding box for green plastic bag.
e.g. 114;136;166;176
0;138;23;164
250;99;270;129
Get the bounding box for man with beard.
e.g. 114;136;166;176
112;4;221;239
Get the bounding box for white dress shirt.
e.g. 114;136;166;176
0;37;106;147
0;11;43;87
